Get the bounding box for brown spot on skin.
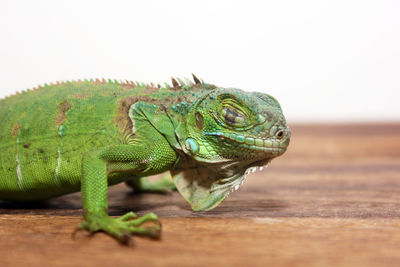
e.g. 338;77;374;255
115;96;158;133
55;100;72;126
69;93;92;99
114;81;217;134
11;122;20;137
143;85;160;94
195;112;204;130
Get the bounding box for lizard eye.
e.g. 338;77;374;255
219;101;248;127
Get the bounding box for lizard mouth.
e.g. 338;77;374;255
204;131;287;155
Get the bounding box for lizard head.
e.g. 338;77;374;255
172;87;291;211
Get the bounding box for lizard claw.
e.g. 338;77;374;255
74;212;161;244
117;211;137;221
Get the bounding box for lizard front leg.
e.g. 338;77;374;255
78;138;178;243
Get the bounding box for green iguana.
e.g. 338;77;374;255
0;75;290;243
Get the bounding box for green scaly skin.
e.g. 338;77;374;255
0;75;291;243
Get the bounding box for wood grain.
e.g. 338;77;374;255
1;124;400;267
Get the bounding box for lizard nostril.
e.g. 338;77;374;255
276;130;284;139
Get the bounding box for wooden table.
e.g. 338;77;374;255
1;124;400;267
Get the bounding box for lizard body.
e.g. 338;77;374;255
0;75;290;243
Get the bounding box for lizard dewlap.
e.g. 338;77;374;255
0;75;290;242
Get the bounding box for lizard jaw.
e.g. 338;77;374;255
204;131;287;156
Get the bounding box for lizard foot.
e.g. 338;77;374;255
75;212;161;244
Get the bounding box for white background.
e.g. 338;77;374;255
0;0;399;123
